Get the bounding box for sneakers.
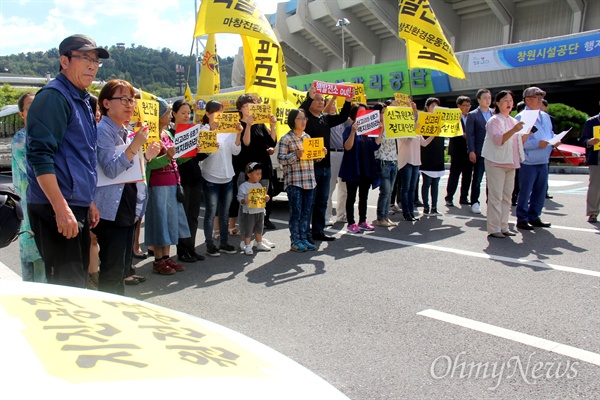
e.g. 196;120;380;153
256;241;272;252
337;213;347;223
347;223;361;233
261;237;276;248
302;239;316;251
240;240;246;251
390;205;402;214
244;244;253;255
263;219;276;229
219;244;237;254
423;208;430;216
445;200;454;207
430;208;441;216
358;222;375;231
471;202;482;214
206;244;220;257
291;241;307;252
325;214;334;226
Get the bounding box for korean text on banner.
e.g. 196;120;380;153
194;0;278;43
242;36;288;101
97;144;145;187
336;83;366;109
434;107;463;137
594;126;600;151
356;110;381;137
313;80;354;99
173;124;200;158
398;0;466;79
416;112;441;136
248;187;267;209
385;107;416;138
272;100;296;141
215;112;240;133
197;33;220;96
302;137;324;160
199;130;219;153
248;103;272;124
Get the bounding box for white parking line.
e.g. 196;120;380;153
417;309;600;366
315;224;600;278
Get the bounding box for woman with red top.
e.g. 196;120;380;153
144;99;190;274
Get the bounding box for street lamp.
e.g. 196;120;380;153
335;18;350;69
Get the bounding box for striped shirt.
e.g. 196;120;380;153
277;131;317;190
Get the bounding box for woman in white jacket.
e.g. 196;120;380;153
482;90;530;238
200;101;242;256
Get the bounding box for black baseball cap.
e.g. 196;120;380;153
59;34;109;59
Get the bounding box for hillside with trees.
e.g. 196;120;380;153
0;45;234;100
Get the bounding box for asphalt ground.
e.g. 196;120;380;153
1;172;598;399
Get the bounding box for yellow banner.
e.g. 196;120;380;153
215;112;240;133
194;0;278;43
384;107;416;138
248;187;267;209
434;108;463;137
242;35;288;101
195;90;245;122
197;33;220;97
198;130;219;153
184;83;193;103
416;112;441;136
398;0;466;79
594;126;600;151
248;103;271;124
301;137;325;160
271;100;295;140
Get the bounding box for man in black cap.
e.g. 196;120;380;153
26;34;109;288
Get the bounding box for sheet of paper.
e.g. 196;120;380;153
515;110;539;134
97;144;144;187
547;128;571;146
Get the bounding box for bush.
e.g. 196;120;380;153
547;103;589;144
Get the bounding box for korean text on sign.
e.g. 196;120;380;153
248;187;267;209
301;137;324;160
416;112;441;136
199;130;219;153
434;108;463;137
248;103;272;124
384;107;416;138
313;80;354;99
356;110;381;137
594;126;600;151
174;124;200;158
215;112;240;133
394;93;411;107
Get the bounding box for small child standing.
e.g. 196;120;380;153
237;162;271;255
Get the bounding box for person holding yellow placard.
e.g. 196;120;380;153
580;107;600;223
278;109;321;252
237;163;271;255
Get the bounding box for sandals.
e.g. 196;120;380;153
228;227;240;236
588;214;598;223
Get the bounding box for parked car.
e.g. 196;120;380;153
551;144;586;166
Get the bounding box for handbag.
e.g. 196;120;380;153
176;182;185;203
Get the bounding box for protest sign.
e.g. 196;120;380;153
313;80;354;99
248;187;267;209
434;107;463;137
198;130;219;153
416;112;441;136
215;112;240;133
594;126;600;151
394;93;411;106
356;110;381;137
249;103;272;124
301;137;325;160
174;124;200;158
384;107;416;138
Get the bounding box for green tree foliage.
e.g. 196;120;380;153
0;46;234;102
0;84;37;108
547;103;589;142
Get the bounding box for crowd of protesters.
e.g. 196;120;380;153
10;33;597;297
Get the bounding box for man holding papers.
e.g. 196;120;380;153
515;86;557;230
580;104;600;223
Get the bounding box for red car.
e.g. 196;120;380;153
551;144;586;166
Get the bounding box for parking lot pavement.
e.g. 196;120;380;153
1;173;598;399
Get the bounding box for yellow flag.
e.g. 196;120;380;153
184;83;193;103
197;34;220;97
242;35;287;101
194;0;278;43
398;0;466;79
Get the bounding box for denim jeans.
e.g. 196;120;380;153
202;179;233;246
93;219;135;295
470;156;486;205
287;185;315;243
376;160;398;220
516;163;548;223
311;166;331;236
400;164;419;216
421;173;440;210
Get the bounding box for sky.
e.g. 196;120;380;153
0;0;281;58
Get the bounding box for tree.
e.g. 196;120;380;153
547;103;589;144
